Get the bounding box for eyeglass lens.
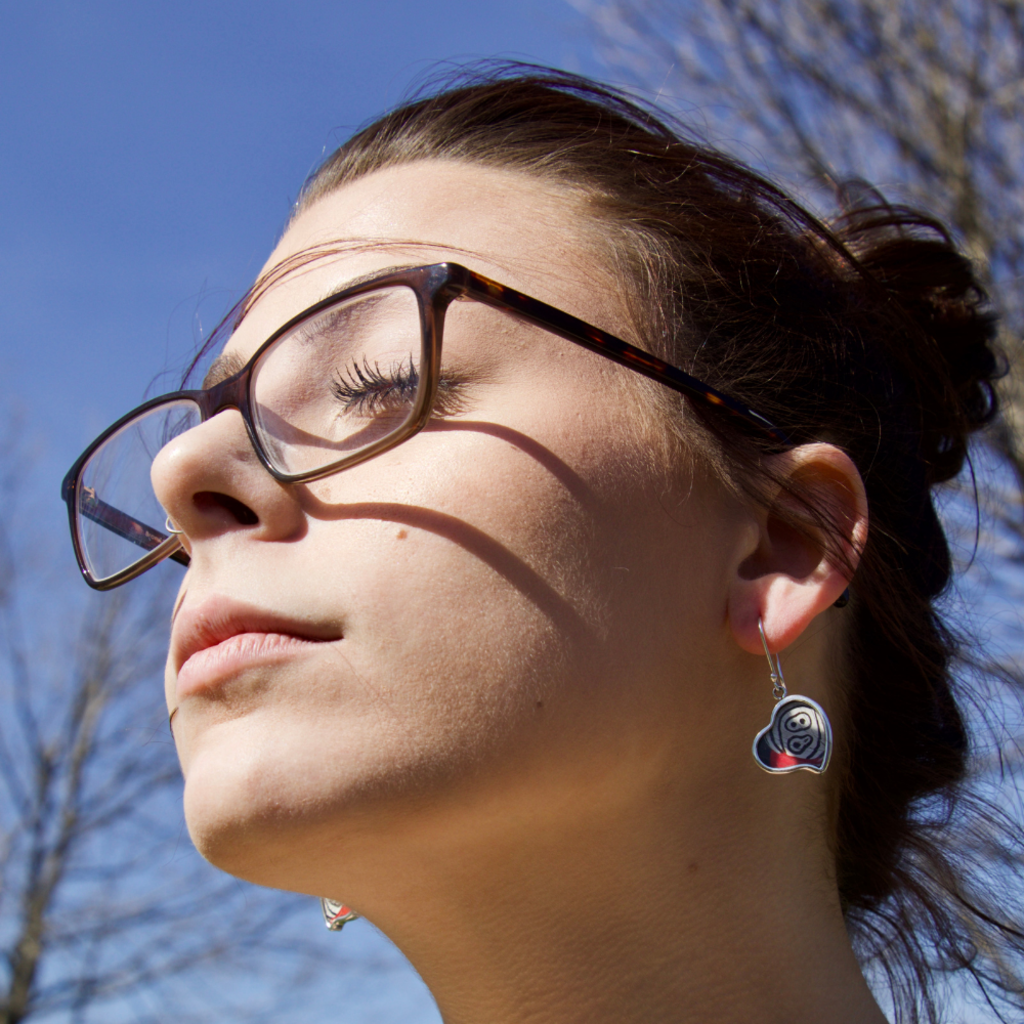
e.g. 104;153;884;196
74;285;426;584
250;285;423;475
76;399;202;582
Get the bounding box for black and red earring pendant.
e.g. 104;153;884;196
751;618;832;774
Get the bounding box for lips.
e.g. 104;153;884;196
172;595;340;697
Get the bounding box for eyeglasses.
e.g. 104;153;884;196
61;261;785;590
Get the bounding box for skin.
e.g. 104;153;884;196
153;160;882;1024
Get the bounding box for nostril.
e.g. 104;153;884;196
194;491;260;526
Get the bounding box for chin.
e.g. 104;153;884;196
178;712;364;888
176;706;466;893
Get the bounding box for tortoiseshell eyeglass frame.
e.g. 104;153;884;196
62;261;788;590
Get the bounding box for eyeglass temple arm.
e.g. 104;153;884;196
459;272;789;446
78;489;191;567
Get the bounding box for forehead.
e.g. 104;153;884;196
224;160;630;362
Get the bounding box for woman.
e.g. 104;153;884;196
62;67;1022;1023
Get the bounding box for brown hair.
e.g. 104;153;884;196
197;63;1021;1022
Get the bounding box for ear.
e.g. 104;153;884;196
728;443;868;656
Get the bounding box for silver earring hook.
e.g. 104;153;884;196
165;516;185;536
757;617;787;701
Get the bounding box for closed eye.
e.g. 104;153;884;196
330;357;467;416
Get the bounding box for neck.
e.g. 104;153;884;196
341;771;887;1024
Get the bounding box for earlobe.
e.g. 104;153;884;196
728;443;868;656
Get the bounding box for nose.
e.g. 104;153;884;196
151;408;306;549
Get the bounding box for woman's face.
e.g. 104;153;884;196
156;161;748;896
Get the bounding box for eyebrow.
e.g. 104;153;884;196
202;350;246;389
311;264;418;304
203;264;421;390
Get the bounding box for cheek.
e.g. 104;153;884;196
305;444;608;734
301;403;719;771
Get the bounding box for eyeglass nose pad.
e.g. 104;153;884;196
164;515;186;536
150;407;305;545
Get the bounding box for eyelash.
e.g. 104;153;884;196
331;356;419;411
331;357;464;415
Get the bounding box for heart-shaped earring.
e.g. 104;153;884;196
320;897;359;932
752;618;832;774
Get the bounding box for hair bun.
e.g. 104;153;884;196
833;201;1001;485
